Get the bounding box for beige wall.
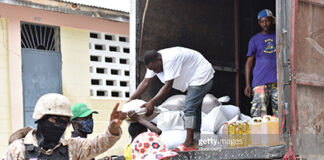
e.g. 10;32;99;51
0;2;129;133
61;27;129;157
0;18;11;156
60;27;91;104
0;2;129;157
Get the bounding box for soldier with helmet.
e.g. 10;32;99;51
3;93;126;160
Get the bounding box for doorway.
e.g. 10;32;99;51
21;22;62;127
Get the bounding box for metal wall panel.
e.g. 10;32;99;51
22;49;62;127
277;0;292;135
135;0;236;105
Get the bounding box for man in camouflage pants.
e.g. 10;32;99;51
250;83;278;117
244;9;278;117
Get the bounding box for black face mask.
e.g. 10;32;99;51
37;117;67;149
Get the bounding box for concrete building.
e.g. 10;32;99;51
0;0;132;157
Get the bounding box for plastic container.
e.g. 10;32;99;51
228;122;236;135
242;120;251;147
261;116;272;145
222;122;228;135
228;122;236;147
236;121;244;147
251;117;263;145
250;116;280;146
267;115;280;146
242;120;250;134
221;122;228;141
236;121;243;135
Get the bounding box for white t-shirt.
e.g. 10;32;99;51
145;46;215;92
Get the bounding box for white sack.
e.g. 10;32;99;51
218;96;230;103
150;107;170;124
158;95;186;111
159;94;221;113
217;124;226;135
219;105;240;120
240;113;252;123
151;115;159;124
159;130;187;149
202;94;221;114
201;112;207;119
201;130;215;134
201;107;228;132
228;114;239;123
217;115;240;135
122;99;161;121
157;111;185;131
157;106;170;112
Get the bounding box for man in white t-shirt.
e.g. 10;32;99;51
129;46;214;149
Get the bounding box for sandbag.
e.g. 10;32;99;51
159;130;187;149
240;113;252;123
158;95;186;111
201;107;228;133
122;99;161;121
151;107;170;124
217;115;240;135
159;94;221;113
218;96;230;103
217;124;226;135
228;114;239;123
219;105;240;120
202;94;221;114
157;111;184;131
201;112;207;119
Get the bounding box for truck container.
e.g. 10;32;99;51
130;0;324;159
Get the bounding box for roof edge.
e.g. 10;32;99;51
0;0;129;22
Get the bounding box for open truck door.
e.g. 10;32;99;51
277;0;324;159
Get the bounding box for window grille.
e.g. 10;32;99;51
21;23;59;51
89;31;130;99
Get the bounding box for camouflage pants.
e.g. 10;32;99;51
250;82;278;117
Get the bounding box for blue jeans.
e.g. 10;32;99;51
183;80;213;132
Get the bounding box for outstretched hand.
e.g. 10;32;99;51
109;102;126;135
127;111;140;122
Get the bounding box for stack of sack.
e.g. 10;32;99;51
121;99;162;122
122;94;252;149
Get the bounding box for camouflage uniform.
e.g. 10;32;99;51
3;128;121;160
250;82;278;117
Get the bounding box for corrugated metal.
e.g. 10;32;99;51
60;0;129;13
0;0;129;22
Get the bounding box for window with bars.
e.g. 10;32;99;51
89;31;130;99
21;23;60;52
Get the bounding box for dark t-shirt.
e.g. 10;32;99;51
247;32;277;87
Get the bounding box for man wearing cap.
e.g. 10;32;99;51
244;9;278;117
3;93;126;160
71;103;98;138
